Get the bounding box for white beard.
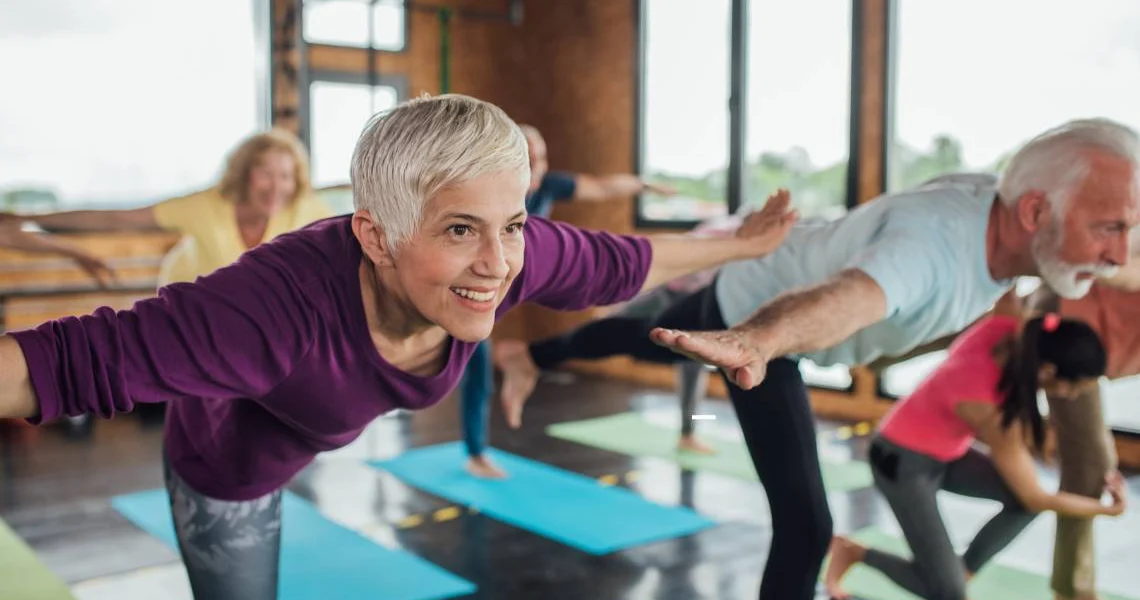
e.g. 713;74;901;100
1031;224;1119;299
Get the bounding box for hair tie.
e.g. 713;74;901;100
1043;313;1061;332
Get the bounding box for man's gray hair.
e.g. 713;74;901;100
998;118;1140;213
350;93;530;253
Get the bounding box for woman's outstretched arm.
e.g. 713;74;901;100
0;251;318;423
958;401;1126;518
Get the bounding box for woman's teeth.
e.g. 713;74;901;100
452;288;495;302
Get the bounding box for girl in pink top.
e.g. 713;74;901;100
825;313;1127;600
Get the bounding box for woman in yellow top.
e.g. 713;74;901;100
16;129;333;284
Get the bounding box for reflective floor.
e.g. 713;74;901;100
1;374;1138;599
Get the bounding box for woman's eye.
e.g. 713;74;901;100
449;225;472;236
506;222;525;234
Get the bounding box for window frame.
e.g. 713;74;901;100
300;0;411;53
634;0;862;230
302;70;409;184
633;0;864;393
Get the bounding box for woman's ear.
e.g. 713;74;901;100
351;209;394;267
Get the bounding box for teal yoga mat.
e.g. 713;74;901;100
369;442;716;554
112;489;475;600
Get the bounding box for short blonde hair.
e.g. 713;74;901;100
350;93;530;253
219;129;313;205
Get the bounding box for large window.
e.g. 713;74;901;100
0;0;265;211
302;0;407;51
746;1;852;221
640;0;855;388
638;0;732;223
307;76;403;193
883;0;1140;430
889;1;1140;192
639;0;853;225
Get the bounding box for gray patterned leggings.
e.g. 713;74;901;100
163;458;283;599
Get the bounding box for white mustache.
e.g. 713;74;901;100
1076;263;1120;278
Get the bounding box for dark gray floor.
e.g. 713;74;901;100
1;374;1138;599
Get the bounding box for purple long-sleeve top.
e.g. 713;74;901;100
13;215;652;500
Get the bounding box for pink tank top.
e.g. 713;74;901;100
877;316;1017;462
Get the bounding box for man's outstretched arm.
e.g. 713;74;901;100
651;269;887;389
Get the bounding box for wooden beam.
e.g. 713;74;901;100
271;0;304;134
307;44;413;75
854;0;890;206
1115;432;1140;470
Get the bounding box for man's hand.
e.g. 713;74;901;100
649;327;772;389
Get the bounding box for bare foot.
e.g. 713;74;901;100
466;455;508;479
493;340;540;429
677;434;718;455
825;535;866;600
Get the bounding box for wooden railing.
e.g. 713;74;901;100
0;231;179;331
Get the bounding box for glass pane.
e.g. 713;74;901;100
372;2;405;50
309;81;400;189
640;0;730;222
0;0;261;210
880;350;948;398
747;1;851;221
1103;375;1140;431
890;0;1140;191
800;360;852;390
303;0;405;51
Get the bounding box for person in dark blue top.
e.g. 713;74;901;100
459;124;677;478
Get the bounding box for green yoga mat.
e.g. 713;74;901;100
546;412;873;492
0;518;74;599
824;527;1137;600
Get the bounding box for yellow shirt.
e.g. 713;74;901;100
153;188;334;285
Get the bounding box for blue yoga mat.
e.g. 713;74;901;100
368;442;716;555
112;489;475;600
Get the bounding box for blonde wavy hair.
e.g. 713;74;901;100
218;129;313;205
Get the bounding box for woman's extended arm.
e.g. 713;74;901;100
13;206;161;232
0;225;116;286
0;252;318;423
638;189;797;292
958;401;1125;518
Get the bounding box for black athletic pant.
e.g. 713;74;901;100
536;282;833;600
528;285;711;369
688;284;832;600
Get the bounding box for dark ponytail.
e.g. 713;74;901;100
996;315;1106;451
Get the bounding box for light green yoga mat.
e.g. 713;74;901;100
824;527;1137;600
546;412;873;492
0;518;74;599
